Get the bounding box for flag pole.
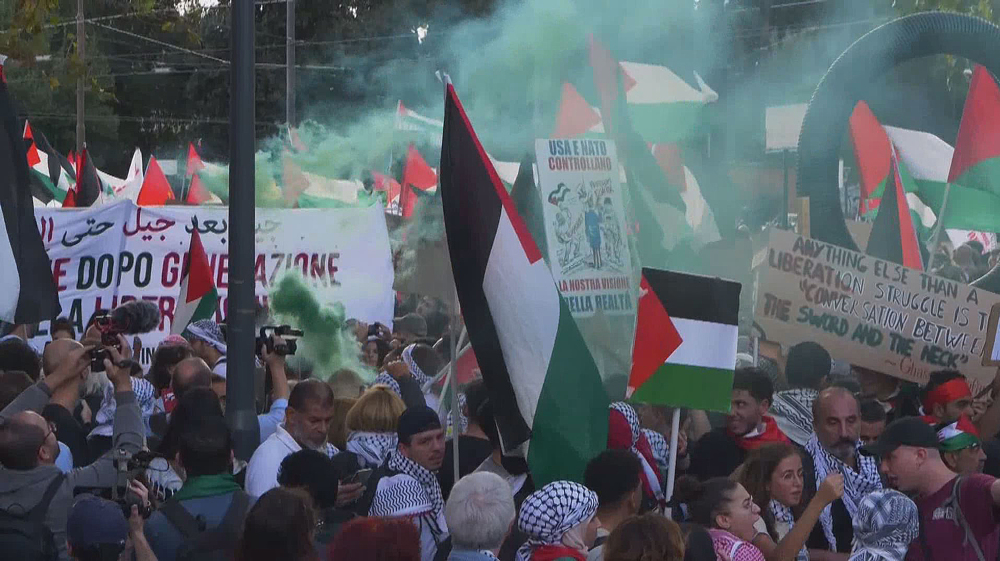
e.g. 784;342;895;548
927;182;952;264
450;288;461;486
665;407;681;517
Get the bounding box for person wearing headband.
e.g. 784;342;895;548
921;371;974;424
937;415;987;475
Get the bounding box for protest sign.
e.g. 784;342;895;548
28;200;395;366
755;229;1000;392
535;138;634;318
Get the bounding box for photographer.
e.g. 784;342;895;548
0;335;143;561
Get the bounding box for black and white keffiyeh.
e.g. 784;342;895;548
346;431;397;468
372;373;403;396
643;428;669;470
402;343;433;386
770;389;818;446
384;450;447;543
516;481;599;561
848;489;918;561
184;319;227;353
89;376;157;438
447;392;469;435
805;434;883;550
770;500;809;561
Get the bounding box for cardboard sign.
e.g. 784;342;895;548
755;229;999;392
535;138;634;318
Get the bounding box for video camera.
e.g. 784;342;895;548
255;325;303;357
111;448;157;518
88;300;161;371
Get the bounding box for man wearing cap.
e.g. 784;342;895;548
66;495;130;560
394;313;429;347
865;417;1000;561
921;370;1000;477
359;406;448;561
937;415;987;476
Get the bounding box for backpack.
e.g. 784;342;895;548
0;474;65;561
159;490;251;561
918;476;986;561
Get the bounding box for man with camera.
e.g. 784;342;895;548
0;335;143;561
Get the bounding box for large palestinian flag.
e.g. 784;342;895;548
628;268;740;411
171;227;218;334
0;69;60;322
439;79;609;486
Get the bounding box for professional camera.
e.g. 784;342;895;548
111;448;157;518
88;300;161;371
255;325;303;357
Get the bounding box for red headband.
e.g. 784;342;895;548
923;378;972;414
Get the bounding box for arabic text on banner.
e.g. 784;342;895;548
30;200;395;366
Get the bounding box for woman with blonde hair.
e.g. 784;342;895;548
344;384;407;468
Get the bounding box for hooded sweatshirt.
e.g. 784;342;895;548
0;382;143;561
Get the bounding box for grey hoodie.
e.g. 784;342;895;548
0;382;143;561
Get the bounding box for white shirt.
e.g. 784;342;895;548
244;424;338;497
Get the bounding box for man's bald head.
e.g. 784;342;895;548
172;357;213;400
0;411;52;470
42;338;84;376
813;386;861;462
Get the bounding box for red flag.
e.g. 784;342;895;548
849;101;891;216
373;171;402;207
186;143;205;178
402;144;437;191
61;187;77;208
553;83;602;138
186;175;212;204
865;148;923;270
137;156;175;206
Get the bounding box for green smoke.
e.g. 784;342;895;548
268;273;374;382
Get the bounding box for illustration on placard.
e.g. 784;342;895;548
547;177;627;277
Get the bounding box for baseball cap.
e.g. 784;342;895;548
66;495;128;548
393;313;428;338
860;416;940;457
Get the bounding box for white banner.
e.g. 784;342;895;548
535;138;635;317
29;200;395;365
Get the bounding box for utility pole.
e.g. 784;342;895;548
75;0;85;156
229;0;260;460
286;0;296;127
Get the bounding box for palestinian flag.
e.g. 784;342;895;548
618;61;717;144
628;268;740;411
137;155;175;206
440;79;609;485
401;144;437;218
949;66;1000;192
23;121;75;204
866;148;924;270
937;415;980;452
171;226;218;334
553;83;604;138
0;69;61;322
73;148;101;208
186;142;205;178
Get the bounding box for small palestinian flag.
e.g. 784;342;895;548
949;65;1000;192
628;267;741;412
937;415;980;452
865;148;924;271
171;226;218;334
440;78;609;485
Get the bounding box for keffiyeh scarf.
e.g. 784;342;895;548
770;500;809;561
610;402;664;503
89;376;157;438
346;431;397;468
185;319;227;353
770;389;818;446
643;428;669;471
402;344;433;386
848;489;918;561
384;450;447;543
447;392;469;435
516;481;599;561
372;372;402;396
805;434;883;550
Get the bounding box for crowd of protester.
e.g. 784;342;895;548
3;288;1000;561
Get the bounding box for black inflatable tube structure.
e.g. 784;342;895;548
796;12;1000;253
